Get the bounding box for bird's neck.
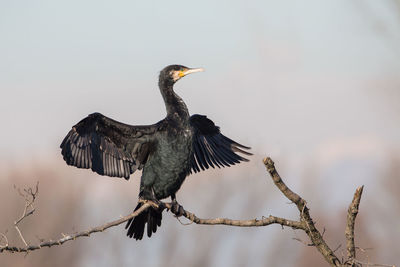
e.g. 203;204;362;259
159;81;190;121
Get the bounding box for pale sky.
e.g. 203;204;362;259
1;1;399;162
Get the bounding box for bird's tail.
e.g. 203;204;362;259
125;202;162;240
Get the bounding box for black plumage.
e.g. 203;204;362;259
60;65;252;240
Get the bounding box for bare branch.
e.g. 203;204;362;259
263;157;306;209
12;182;39;247
1;199;304;254
1;203;152;253
263;157;343;267
345;186;364;264
165;201;304;229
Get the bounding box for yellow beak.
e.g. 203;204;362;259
180;68;204;77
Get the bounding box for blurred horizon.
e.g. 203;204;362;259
1;1;399;266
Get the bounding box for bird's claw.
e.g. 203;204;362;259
151;199;166;212
139;197;166;211
170;201;185;217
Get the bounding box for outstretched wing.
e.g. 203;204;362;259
60;112;159;179
189;114;252;173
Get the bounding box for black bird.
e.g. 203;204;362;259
60;65;252;240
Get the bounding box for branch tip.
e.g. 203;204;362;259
262;157;275;172
346;185;365;264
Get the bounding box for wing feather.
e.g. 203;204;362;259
60;112;159;179
189;114;252;173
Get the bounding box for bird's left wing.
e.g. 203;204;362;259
189;114;252;173
60;112;160;179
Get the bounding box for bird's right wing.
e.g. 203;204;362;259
60;112;160;179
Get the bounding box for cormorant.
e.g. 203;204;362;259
60;65;252;240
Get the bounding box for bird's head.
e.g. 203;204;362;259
159;65;204;86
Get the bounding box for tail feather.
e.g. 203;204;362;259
125;202;162;240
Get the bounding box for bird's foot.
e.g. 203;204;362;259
169;200;185;217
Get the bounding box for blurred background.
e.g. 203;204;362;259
1;0;399;266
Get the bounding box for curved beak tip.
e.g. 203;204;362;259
184;68;204;75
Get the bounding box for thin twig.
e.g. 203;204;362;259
0;233;9;248
333;244;342;253
13;183;39;247
292;237;314;247
14;226;28;247
355;260;395;267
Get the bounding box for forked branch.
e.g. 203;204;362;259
264;157;343;266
